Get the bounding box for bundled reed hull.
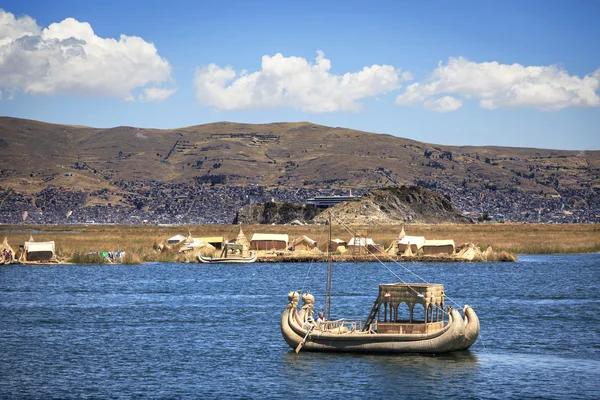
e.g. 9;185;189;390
197;253;257;264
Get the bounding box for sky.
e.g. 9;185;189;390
0;0;598;150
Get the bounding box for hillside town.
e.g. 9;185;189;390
0;180;598;225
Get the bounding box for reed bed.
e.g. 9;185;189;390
1;223;598;263
67;252;107;264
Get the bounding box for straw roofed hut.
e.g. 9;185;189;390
21;240;56;262
292;235;317;251
347;237;375;255
397;236;425;254
251;233;289;251
421;239;455;255
319;238;346;253
386;227;407;254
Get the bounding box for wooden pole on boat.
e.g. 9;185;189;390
325;211;332;321
295;325;314;353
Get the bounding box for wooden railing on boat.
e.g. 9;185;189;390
319;319;377;333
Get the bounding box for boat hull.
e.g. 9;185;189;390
197;253;257;264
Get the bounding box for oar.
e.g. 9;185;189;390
295;325;314;353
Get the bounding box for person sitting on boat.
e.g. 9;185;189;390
316;311;327;326
303;316;316;330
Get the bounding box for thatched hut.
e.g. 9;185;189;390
397;236;425;254
319;238;346;253
22;241;56;262
292;235;317;251
250;233;289;251
197;237;224;250
421;240;455;255
347;237;374;255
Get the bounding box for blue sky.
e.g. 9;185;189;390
0;0;598;150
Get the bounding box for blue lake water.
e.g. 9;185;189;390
1;254;599;399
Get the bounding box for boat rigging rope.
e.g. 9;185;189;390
329;212;467;314
299;218;329;295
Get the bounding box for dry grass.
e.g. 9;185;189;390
1;223;598;263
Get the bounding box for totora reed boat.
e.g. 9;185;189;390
281;211;479;354
197;242;257;264
281;284;479;354
197;253;257;264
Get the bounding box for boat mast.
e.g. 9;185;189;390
325;211;332;320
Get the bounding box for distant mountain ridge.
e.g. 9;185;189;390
0;117;598;225
1;116;597;194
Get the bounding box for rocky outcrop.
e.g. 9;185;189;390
234;202;322;225
236;186;471;225
312;186;472;225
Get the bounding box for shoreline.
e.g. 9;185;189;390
1;223;599;263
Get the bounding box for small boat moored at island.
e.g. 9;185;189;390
197;242;257;264
197;253;257;264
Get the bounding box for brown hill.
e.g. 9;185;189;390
0;116;598;200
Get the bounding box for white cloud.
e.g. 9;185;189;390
396;57;600;112
423;96;463;112
139;87;177;102
194;51;405;112
0;9;176;101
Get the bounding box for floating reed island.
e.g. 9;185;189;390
151;226;517;263
2;222;598;265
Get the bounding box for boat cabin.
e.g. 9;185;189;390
369;283;445;334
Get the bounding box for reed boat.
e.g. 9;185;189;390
197;242;257;264
197;253;257;264
281;284;479;354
